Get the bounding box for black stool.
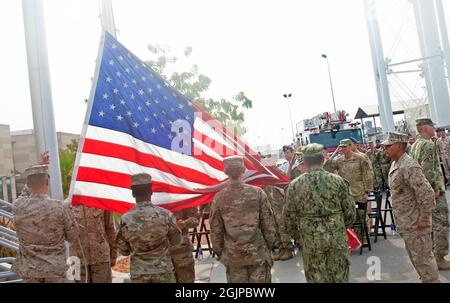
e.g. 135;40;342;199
368;192;387;242
381;190;395;229
352;202;372;255
189;212;214;258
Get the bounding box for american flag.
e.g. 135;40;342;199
69;32;289;214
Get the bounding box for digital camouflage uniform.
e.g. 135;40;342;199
263;185;292;251
436;135;450;180
12;165;81;283
366;148;383;191
169;207;199;283
116;200;181;283
411;135;449;260
68;204;117;283
284;144;356;283
379;150;392;189
385;133;439;282
210;181;278;283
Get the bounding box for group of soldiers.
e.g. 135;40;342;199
11;154;199;283
8;117;450;283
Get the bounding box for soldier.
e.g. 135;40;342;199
264;185;293;261
116;173;182;283
324;138;374;240
12;164;81;283
350;137;370;162
366;142;383;192
284;143;356;283
411;118;450;270
382;132;440;282
436;127;450;183
379;149;392;190
169;207;199;283
279;145;299;180
68;204;117;283
210;156;278;283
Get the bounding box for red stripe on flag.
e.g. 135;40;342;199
82;138;220;186
76;166;195;194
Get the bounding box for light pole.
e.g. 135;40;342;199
283;93;295;144
321;54;337;113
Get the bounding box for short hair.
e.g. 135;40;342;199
131;184;152;197
304;154;324;166
26;173;48;188
283;145;294;152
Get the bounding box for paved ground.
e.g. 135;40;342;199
113;189;450;283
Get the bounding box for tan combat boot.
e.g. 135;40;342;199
277;249;293;261
436;257;450;270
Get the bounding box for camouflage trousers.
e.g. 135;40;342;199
432;194;450;259
226;262;272;283
131;271;176;283
24;277;64;283
302;250;350;283
172;248;196;283
402;231;440;283
373;170;383;192
442;158;450;179
76;262;112;283
271;199;292;250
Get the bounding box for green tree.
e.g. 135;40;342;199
145;44;252;135
59;139;78;199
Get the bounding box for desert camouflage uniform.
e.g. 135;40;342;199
411;136;449;259
388;152;439;282
68;204;117;283
12;194;81;283
116;201;182;283
366;149;383;191
210;182;278;283
284;167;356;283
436;136;450;180
263;185;292;251
169;207;199;283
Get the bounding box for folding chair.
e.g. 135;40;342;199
352;202;372;255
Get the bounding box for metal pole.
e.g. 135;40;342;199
434;0;450;90
412;0;450;127
326;58;337;112
101;0;117;38
363;0;395;133
283;94;296;144
22;0;63;200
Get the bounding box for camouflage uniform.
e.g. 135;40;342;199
436;135;450;180
116;173;182;283
263;185;292;251
366;148;383;191
379;150;392;188
384;132;439;283
12;165;81;283
284;144;356;283
68;204;117;283
169;207;199;283
411;135;449;260
210;179;278;283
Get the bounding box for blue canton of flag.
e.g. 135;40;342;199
89;32;195;155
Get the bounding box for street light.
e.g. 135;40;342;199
321;54;337;112
283;93;295;144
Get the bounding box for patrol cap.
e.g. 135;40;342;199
131;173;152;186
223;155;244;166
436;127;445;133
416;117;435;127
380;132;409;146
303;143;325;159
25;164;49;177
339;138;352;147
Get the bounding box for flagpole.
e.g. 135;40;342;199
22;0;63;200
68;31;107;202
101;0;117;38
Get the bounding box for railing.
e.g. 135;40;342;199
0;199;21;282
